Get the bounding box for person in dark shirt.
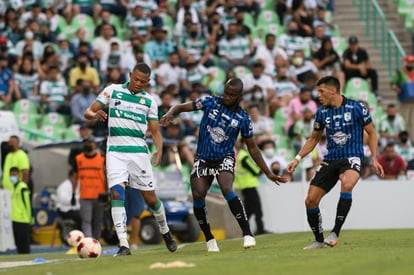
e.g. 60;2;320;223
342;36;379;98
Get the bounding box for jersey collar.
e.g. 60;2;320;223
122;82;146;95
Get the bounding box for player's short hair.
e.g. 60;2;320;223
225;78;243;92
9;166;19;173
133;62;151;75
315;76;340;93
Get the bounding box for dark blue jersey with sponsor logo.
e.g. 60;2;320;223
193;96;254;160
314;96;372;160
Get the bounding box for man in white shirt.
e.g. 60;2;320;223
92;23;124;58
56;169;81;230
255;33;288;75
156;52;186;90
243;62;275;101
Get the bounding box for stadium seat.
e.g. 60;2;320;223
273;107;289;135
331;36;347;56
63;124;81;140
344;78;378;108
41;112;68;129
36;125;64;143
405;12;413;30
234;66;251;79
163;14;175;40
398;0;414;16
243;12;255;27
207;66;226;83
12;99;39;115
257;10;280;26
71;14;95;42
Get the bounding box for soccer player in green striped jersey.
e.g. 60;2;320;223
84;63;177;256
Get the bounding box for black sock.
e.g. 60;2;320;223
226;194;252;236
306;207;324;242
332;192;352;236
193;201;214;241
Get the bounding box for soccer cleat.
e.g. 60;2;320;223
324;232;339;247
303;241;327;250
130;244;139;250
162;231;177;252
206;239;220;252
243;235;256;249
113;246;131;257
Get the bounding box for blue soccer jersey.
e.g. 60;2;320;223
314;97;372;160
193;96;254;160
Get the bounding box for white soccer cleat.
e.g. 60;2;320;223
324;232;339;247
303;240;327;250
207;239;220;252
243;235;256;249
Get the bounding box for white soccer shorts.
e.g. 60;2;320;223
106;151;155;191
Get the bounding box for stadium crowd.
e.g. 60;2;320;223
1;0;414;252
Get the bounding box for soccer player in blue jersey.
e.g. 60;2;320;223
287;76;384;250
160;78;288;252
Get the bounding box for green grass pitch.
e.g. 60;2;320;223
1;229;414;275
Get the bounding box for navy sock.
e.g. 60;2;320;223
332;192;352;236
306;207;324;242
225;192;252;236
193;200;214;241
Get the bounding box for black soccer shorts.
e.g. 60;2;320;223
310;157;362;192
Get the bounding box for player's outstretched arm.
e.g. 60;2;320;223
364;122;384;178
286;129;323;173
244;137;289;185
160;101;195;127
148;120;163;167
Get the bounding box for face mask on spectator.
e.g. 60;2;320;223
83;144;93;152
79;62;87;69
190;31;198;38
9;175;18;184
263;148;275;158
253;92;263;100
292;57;303;66
387;115;395;120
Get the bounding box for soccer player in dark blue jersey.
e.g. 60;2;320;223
161;78;288;252
287;76;384;250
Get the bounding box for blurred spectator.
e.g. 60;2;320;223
236;0;261;24
72;0;101;23
291;0;314;37
243;62;275;105
395;130;414;163
2;135;30;191
234;9;254;55
156;52;188;98
272;66;298;109
69;54;100;92
254;33;288;76
97;0;128;19
288;50;320;86
128;0;163;27
181;55;213;95
70;80;96;124
0;54;17;107
309;24;325;54
56;169;81;230
68;125;92;168
313;5;335;37
248;104;272;144
377;143;407;180
39;44;60;77
178;22;213;67
277;21;305;57
100;41;127;77
342;35;379;98
127;5;152;44
245;84;269;117
218;22;254;73
390;55;414;145
145;27;174;69
14;56;39;105
94;10;118;38
292;106;314;154
204;11;226;55
180;89;203;135
105;68;127;86
71;28;93;57
259;139;287;173
285;86;317;136
18;3;47;30
175;0;202;40
312;36;343;87
40;65;70;114
379;104;406;149
216;0;238;30
92;22;124;57
158;88;179;118
56;36;74;77
15;30;44;61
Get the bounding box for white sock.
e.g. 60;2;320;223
152;202;169;234
111;206;129;248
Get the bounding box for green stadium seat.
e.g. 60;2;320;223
12;99;38;114
331;36;347;55
36;125;64;143
41;112;68;129
243;12;255;27
273;107;289;135
344;78;378;108
398;0;414;16
234;66;251;79
208;66;226;83
163;14;175;40
257;10;280;26
63;124;81;140
405;13;413;30
71;14;95;42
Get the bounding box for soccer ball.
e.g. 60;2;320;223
77;237;102;258
67;230;85;247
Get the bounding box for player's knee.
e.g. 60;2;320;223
110;185;125;201
305;197;318;209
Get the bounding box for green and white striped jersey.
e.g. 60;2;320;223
96;82;158;153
